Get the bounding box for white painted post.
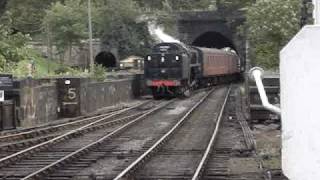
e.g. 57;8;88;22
279;2;320;180
281;25;320;180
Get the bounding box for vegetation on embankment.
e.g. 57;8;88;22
0;0;306;75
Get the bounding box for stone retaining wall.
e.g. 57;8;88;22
8;75;147;129
16;79;58;127
79;79;133;115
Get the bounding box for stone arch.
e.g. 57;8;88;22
177;10;247;71
94;51;117;68
192;31;236;51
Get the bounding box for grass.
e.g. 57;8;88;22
34;58;61;76
255;130;282;170
13;58;62;78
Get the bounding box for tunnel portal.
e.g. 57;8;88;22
94;51;117;68
192;32;236;51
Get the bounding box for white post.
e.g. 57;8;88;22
281;25;320;180
88;0;94;72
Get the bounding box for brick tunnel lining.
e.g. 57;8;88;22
95;51;116;68
192;31;236;51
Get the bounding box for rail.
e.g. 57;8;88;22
0;101;146;168
21;100;174;180
192;86;231;180
0;107;129;142
114;88;216;180
248;67;281;115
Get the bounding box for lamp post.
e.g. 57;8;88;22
88;0;94;72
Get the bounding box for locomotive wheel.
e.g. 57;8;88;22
152;88;163;100
153;94;163;100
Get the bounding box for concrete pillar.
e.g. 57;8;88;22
280;25;320;180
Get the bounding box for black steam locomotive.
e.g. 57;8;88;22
144;43;242;99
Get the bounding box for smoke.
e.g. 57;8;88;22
148;22;181;43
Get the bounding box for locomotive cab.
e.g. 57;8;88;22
144;43;197;98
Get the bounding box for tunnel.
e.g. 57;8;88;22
94;51;117;68
192;32;236;51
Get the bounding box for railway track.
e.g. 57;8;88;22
118;86;231;179
39;86;227;180
0;99;169;177
0;88;211;179
0;101;153;158
202;86;262;180
198;86;287;180
0;104;130;137
0;102;145;143
0;86;273;180
112;85;267;180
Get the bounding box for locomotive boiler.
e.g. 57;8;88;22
144;42;241;99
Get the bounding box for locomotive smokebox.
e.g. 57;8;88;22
280;25;320;180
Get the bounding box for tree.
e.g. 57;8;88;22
167;0;213;10
217;0;255;11
300;0;314;26
5;0;60;36
133;0;215;11
42;0;154;60
43;0;87;60
0;0;8;17
132;0;164;10
245;0;301;69
0;13;40;72
95;0;153;58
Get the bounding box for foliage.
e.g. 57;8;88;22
165;0;214;11
5;0;60;36
245;0;302;69
0;0;8;17
93;0;154;58
53;66;90;78
0;13;43;72
91;64;106;81
42;0;154;59
12;60;31;77
43;0;87;55
12;56;91;79
133;0;215;11
20;0;217;66
218;0;255;10
301;0;314;26
12;50;66;78
2;0;305;74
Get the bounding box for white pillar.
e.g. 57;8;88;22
280;25;320;180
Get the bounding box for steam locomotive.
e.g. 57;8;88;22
144;42;242;99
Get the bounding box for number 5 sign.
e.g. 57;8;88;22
68;88;77;100
58;78;81;118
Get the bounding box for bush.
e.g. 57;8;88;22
245;0;301;69
91;64;106;81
